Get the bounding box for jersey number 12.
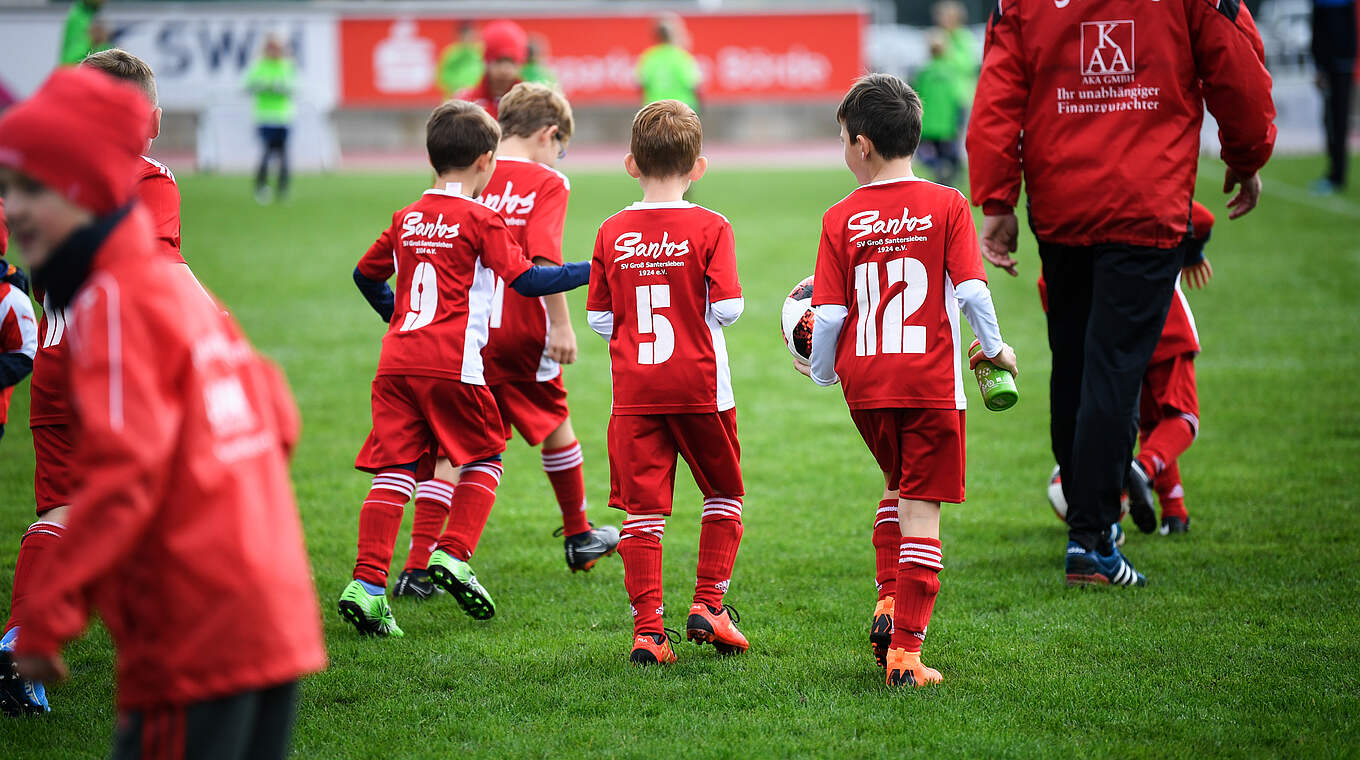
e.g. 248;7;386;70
854;257;928;356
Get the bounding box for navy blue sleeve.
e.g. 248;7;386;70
1182;231;1209;267
509;260;591;297
353;266;394;323
0;353;32;389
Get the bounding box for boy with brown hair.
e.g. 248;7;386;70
586;100;747;665
797;73;1017;687
343;100;591;635
398;83;617;598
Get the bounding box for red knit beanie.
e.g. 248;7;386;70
1190;200;1215;241
0;67;151;216
482;20;528;64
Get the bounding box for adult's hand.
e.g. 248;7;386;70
981;213;1020;276
1223;167;1262;220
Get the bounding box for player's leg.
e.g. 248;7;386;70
397;456;456;599
275;126;291;198
610;414;678;665
850;409;908;668
1136;355;1198;534
674;409;748;656
254;126;272;202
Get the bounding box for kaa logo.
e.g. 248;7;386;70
1081;21;1135;75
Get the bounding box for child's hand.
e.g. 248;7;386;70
14;652;68;683
1182;257;1213;289
792;357;813;378
979;343;1019;377
546;323;578;364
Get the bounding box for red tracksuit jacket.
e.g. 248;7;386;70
15;207;326;709
966;0;1276;248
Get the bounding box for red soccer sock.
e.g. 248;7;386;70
891;537;943;654
694;497;743;609
618;515;665;636
4;519;66;634
542;441;591;537
1138;416;1196;476
1155;461;1189;520
436;460;503;560
404;479;454;572
872;498;901;601
353;471;415;587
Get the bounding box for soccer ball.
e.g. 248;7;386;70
780;275;815;364
1047;464;1131;523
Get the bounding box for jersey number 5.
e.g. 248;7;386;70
401;262;438;332
635;284;674;365
854;257;928;356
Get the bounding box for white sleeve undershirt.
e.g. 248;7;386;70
586;310;614;339
954;278;1004;357
708;297;744;327
809;304;848;386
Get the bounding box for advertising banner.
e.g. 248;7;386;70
339;11;865;107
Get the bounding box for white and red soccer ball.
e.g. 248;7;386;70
780;275;815;364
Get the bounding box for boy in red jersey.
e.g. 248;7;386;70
1043;201;1214;536
586;100;747;666
396;84;618;598
343;100;591;636
0;67;325;754
2;49;195;714
797;74;1017;687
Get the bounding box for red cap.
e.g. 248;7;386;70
1190;200;1214;240
0;67;151;216
482;20;528;64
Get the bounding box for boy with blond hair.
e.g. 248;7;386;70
397;84;617;598
797;74;1017;687
586;99;747;665
343;100;590;636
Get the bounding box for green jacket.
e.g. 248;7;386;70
244;57;297;125
913;58;970;141
636;43;701;110
59;0;109;66
520;60;556;87
437;42;483;97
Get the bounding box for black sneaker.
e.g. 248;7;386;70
1126;460;1158;534
1159;515;1190;535
392;568;438;600
562;525;620;573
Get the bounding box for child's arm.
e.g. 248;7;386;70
0;287;36;389
705;222;743;326
949;195;1017;374
806;220;846;386
537;260;577;364
508;260;591;297
585;228;613;339
354;225;397;323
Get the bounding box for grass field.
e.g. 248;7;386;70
1;155;1358;758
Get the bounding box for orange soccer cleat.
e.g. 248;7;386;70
870;596;894;668
885;648;942;688
685;603;749;656
629;631;678;666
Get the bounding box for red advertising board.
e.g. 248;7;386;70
340;11;865;107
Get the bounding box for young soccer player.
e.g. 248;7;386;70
0;66;325;754
1;48;192;714
797;74;1017;687
343;100;591;636
396;83;618;597
586;99;747;666
1043;201;1213;536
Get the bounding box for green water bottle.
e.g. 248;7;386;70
968;339;1018;412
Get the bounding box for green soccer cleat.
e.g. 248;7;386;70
337;580;404;637
426;550;496;620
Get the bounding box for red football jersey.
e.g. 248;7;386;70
586;202;742;414
478;157;570;384
17;206;326;709
138;155;183;263
0;280;37;424
1151;279;1201;363
812;177;987;411
357;186;534;385
29;157;184;427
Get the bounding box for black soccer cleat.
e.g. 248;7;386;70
563;525;620;573
1159;515;1190;535
1126;460;1158;534
392;568;439;600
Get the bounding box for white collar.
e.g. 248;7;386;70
423;182;470;198
864;174;922;187
625;200;694;210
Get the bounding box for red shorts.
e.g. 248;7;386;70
1140;354;1198;432
355;375;506;479
850;408;966;503
607;409;743;516
489;376;570;446
32;424;75;515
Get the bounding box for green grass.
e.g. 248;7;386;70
2;156;1358;758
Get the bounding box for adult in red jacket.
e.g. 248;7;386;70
457;19;527;119
966;0;1275;585
0;68;325;757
